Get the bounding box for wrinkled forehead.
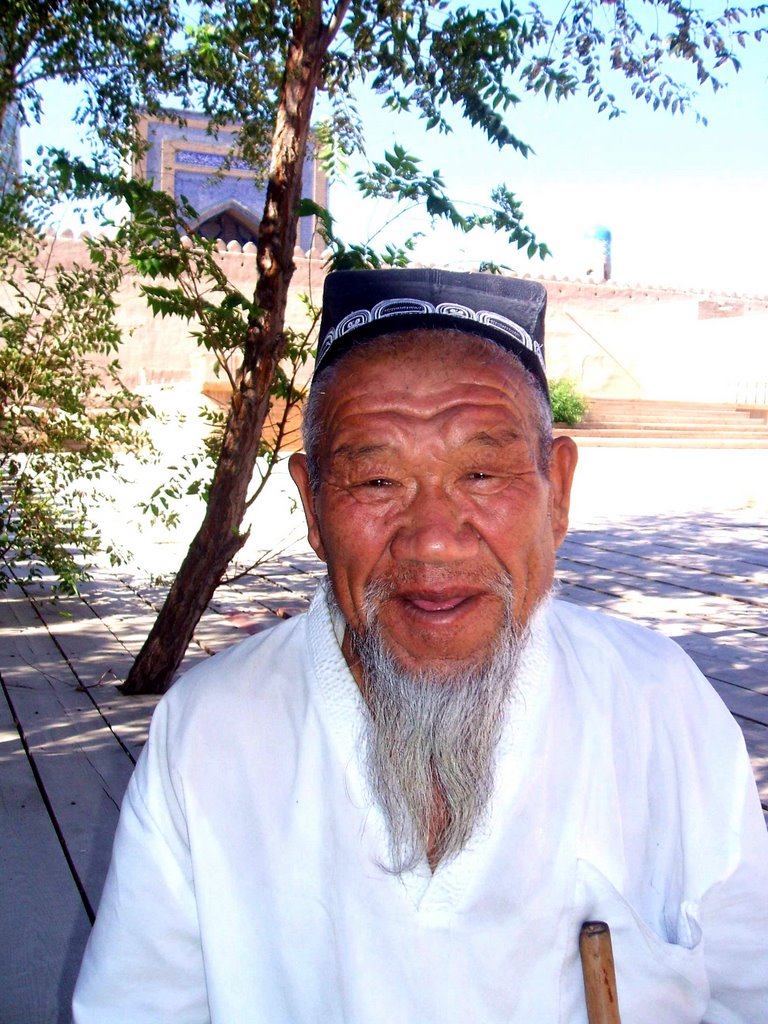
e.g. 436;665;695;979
317;328;538;411
302;329;554;484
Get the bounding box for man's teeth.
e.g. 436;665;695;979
409;596;466;612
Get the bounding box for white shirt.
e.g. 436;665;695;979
73;586;768;1022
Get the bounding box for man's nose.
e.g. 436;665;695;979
389;484;480;563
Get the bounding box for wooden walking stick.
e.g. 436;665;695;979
579;921;622;1024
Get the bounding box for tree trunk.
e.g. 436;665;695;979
123;1;346;694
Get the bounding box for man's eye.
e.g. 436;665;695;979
465;470;508;493
363;478;391;488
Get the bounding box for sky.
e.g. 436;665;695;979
19;1;768;296
317;13;768;295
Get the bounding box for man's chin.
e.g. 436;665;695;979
375;633;503;681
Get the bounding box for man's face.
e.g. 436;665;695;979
290;333;577;678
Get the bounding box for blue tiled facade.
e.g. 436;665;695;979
136;110;325;251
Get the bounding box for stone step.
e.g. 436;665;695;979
582;399;768;426
585;412;768;425
568;399;768;444
582;423;768;434
568;426;768;437
553;430;768;448
584;398;768;409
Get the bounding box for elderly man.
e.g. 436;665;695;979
73;270;768;1022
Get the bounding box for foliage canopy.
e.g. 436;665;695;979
0;0;185;158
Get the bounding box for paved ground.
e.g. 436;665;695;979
1;445;767;1022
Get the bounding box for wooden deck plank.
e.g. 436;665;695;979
557;549;766;609
0;685;91;1024
76;685;158;762
740;719;768;798
182;612;253;657
18;580;139;690
84;570;257;672
2;579;159;757
557;585;768;643
556;571;758;634
682;649;768;693
18;571;230;731
564;532;768;579
556;568;768;652
0;586;136;910
674;630;768;674
707;679;768;729
560;559;768;613
215;571;316;615
567;516;766;548
77;577;165;658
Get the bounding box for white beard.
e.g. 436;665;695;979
332;575;530;874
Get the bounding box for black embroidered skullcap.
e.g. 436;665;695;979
314;268;548;396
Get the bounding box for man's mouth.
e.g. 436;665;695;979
395;589;484;615
409;596;466;612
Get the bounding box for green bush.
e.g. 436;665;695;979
548;378;587;426
0;173;152;593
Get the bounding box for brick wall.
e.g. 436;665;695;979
36;234;768;406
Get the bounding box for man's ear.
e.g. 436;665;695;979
547;436;578;549
288;452;327;562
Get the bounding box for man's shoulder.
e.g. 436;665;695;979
546;596;711;701
544;597;744;745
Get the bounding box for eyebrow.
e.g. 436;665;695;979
464;428;524;448
329;430;524;463
329;442;394;463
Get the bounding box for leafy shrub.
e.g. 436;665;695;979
0;172;152;592
548;378;587;426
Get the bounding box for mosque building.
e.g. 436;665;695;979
132;108;328;251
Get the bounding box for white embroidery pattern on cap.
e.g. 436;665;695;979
317;297;542;368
